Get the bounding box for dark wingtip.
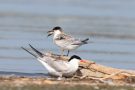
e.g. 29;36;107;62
21;47;37;58
82;38;89;44
84;38;89;41
29;44;44;57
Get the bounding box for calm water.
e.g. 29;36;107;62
0;0;135;75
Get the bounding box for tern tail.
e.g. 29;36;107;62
29;44;44;57
81;38;89;44
21;47;37;58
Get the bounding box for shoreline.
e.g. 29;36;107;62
0;76;135;87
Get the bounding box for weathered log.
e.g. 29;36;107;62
45;52;135;81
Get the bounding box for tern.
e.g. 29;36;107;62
21;44;86;79
47;26;89;56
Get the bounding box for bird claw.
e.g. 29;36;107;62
57;77;62;80
57;77;65;81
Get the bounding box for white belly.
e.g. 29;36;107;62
37;58;78;77
54;40;80;50
37;59;61;77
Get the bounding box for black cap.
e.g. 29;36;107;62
52;26;62;30
68;55;82;62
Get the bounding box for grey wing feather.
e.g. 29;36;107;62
56;33;74;41
50;61;69;72
55;33;89;46
60;34;89;45
56;33;76;43
71;38;89;45
39;56;69;72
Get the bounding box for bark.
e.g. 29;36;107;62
47;52;135;81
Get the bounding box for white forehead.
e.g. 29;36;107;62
54;29;62;34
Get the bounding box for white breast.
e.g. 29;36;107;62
37;59;62;77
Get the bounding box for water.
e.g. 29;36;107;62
0;0;135;75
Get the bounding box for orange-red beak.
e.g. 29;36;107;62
80;60;87;63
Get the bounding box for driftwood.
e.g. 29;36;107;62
44;52;135;83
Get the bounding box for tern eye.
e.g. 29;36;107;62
59;37;64;40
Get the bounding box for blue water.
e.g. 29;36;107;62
0;0;135;75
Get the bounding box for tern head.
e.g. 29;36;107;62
47;26;63;37
68;55;86;63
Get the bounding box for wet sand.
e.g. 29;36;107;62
0;76;135;90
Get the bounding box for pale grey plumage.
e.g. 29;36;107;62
22;44;82;78
47;26;89;56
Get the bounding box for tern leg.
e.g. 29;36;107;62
61;48;64;56
57;74;63;80
67;50;70;56
57;77;62;80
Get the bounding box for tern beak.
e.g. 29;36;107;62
80;60;87;63
47;30;53;37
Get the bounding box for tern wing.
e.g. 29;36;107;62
56;34;89;45
71;38;89;45
22;44;71;73
55;33;74;40
40;57;70;72
55;33;77;43
51;61;70;72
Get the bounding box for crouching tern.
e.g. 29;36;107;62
21;44;86;79
47;26;89;56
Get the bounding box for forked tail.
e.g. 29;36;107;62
21;47;37;58
29;44;44;57
81;38;89;44
21;44;44;58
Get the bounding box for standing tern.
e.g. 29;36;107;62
47;26;89;56
21;44;86;79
